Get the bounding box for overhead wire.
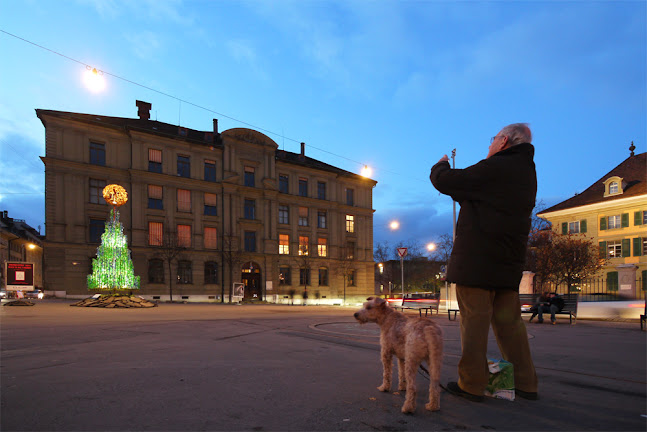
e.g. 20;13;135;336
0;29;429;183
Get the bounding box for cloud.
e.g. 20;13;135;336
225;39;269;81
124;31;163;61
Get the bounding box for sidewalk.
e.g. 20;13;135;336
1;300;645;431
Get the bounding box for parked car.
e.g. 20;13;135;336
0;290;17;299
24;290;44;299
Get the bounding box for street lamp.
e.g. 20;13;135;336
426;243;436;253
389;220;400;230
83;66;106;93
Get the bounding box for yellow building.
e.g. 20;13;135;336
537;148;646;298
37;100;376;303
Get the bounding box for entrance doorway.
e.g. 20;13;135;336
241;261;262;300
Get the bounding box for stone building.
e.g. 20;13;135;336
37;100;376;303
0;210;44;291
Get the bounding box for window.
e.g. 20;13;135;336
177;260;192;284
204;193;217;216
177;224;191;248
644;238;647;256
299;268;311;286
177;155;190;178
608;215;621;229
346;241;355;259
318;211;327;229
318;267;329;286
298;207;308;226
299;177;308;197
89;179;106;204
635;211;647;226
279;175;289;193
148;185;163;210
279;234;290;255
607;271;619;291
346;188;354;206
89;219;105;243
279;266;291;285
244;199;255;220
149;149;162;173
279;205;289;224
244;231;256;252
346;215;355;233
244;166;255;187
299;236;309;256
149;222;163;246
348;269;357;286
644;211;647;225
90;142;105;166
204;160;217;182
177;189;191;212
317;238;327;257
609;182;618;194
607;240;622;258
317;182;326;200
148;259;164;283
568;221;580;234
204;261;218;284
204;227;217;249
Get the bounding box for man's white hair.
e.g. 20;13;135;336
500;123;532;146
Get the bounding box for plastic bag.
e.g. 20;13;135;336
485;359;515;401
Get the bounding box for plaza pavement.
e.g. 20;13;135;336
1;299;645;432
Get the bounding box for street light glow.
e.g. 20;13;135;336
83;67;106;93
389;220;400;230
426;243;436;252
361;165;372;177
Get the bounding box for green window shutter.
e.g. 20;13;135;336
635;211;643;226
580;219;587;233
600;217;607;231
561;222;568;235
621;239;631;257
607;271;618;291
642;270;647;292
634;238;643;257
599;241;607;259
621;213;629;228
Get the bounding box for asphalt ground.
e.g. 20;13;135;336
1;300;645;432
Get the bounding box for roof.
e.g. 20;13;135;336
275;150;375;183
540;152;646;214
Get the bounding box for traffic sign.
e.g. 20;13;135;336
396;247;408;258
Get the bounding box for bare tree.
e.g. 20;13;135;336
431;233;453;266
293;242;315;304
336;245;356;305
221;233;244;303
155;224;186;303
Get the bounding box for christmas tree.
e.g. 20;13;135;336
87;185;140;291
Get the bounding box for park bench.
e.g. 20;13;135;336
518;293;579;324
392;292;440;317
640;300;646;331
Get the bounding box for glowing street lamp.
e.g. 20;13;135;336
426;243;436;252
361;165;372;177
389;220;400;230
83;67;106;93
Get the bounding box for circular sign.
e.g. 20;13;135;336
103;184;128;207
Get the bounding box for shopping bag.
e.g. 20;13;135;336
485;359;515;401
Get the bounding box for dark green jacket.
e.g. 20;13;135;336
430;143;537;290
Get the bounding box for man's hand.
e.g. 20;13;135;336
438;155;449;163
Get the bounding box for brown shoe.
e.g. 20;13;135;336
446;382;484;402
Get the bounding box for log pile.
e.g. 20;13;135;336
71;295;157;308
3;300;36;306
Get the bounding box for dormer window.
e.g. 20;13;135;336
603;176;624;197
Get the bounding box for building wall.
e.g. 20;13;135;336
39;110;376;303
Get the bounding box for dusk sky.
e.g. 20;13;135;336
1;1;645;252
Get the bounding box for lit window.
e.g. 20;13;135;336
299;236;309;256
177;189;191;212
148;221;163;246
346;215;355;233
204;227;217;249
317;238;327;257
177;224;191;248
279;234;290;255
607;240;622;258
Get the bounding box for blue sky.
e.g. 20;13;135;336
1;0;645;250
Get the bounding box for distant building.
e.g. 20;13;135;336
375;258;444;295
0;210;44;290
37;100;377;303
537;146;646;296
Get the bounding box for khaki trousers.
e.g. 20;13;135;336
456;285;538;395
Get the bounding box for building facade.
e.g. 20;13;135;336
0;210;44;291
537;148;646;297
38;100;376;303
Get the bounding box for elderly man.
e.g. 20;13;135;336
430;123;538;402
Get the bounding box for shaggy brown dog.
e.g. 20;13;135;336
354;297;443;413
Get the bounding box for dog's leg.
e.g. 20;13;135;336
397;357;407;391
377;348;392;392
425;329;443;411
401;352;419;413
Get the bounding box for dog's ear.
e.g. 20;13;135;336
366;296;374;301
375;297;386;306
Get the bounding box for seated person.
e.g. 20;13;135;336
537;292;564;324
529;291;550;322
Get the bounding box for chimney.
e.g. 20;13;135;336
300;142;305;159
213;119;219;134
136;100;152;120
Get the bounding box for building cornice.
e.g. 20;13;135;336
538;194;647;218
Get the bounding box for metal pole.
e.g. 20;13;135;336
400;256;404;299
451;149;457;242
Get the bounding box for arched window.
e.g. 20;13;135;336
609;181;618;195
